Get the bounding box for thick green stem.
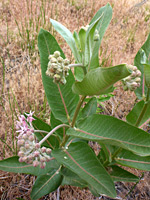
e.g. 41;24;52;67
71;95;86;127
135;87;150;127
68;63;87;75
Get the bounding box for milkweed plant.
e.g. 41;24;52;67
1;3;150;199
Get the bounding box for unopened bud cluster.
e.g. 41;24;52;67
93;29;99;41
122;65;141;91
16;111;51;169
46;51;70;84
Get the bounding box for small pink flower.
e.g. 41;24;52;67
25;111;35;123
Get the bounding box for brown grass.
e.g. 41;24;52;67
1;0;150;199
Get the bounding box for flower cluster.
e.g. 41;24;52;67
46;51;70;85
16;111;51;169
93;29;99;41
122;65;141;91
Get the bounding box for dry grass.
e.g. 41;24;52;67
1;0;150;199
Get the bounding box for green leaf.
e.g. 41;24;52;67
134;33;150;99
52;142;116;198
61;167;88;188
73;31;81;51
115;149;150;171
50;19;81;62
126;100;150;126
84;14;103;67
81;97;97;119
67;114;150;156
110;165;139;182
0;156;59;176
72;64;131;95
79;28;86;54
38;28;79;123
31;116;59;149
31;167;62;200
144;63;150;88
88;3;112;70
50;112;64;139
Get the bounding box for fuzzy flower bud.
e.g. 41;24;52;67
122;64;141;91
46;51;70;85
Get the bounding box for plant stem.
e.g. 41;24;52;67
135;87;150;127
111;147;122;160
39;124;70;145
68;63;87;75
71;95;86;127
68;63;84;68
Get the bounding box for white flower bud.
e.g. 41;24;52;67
136;70;141;77
40;156;46;162
51;57;57;63
134;77;141;83
18;139;25;146
29;135;34;141
35;143;40;149
34;151;40;157
54;51;60;58
33;160;39;167
40;162;46;169
26;131;32;136
46;148;51;154
57;56;63;63
25;143;30;149
41;147;46;153
18;151;24;157
19;157;24;162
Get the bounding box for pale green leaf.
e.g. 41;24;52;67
0;156;59;176
67;114;150;156
134;33;150;99
50;19;81;62
38;28;79;123
61;167;88;188
115;149;150;171
126;100;150;127
72;64;131;95
110;165;139;182
31;168;62;200
88;3;112;70
52;142;116;198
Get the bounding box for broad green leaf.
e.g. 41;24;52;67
73;31;81;51
126;100;150;127
67;114;150;156
50;19;81;62
72;64;131;95
81;97;97;119
32;116;59;149
84;14;104;67
52;142;116;198
79;28;86;54
31;167;62;200
115;149;150;171
110;165;139;182
0;156;59;176
88;3;112;70
61;167;88;188
134;33;150;99
50;112;64;139
38;28;79;123
144;63;150;88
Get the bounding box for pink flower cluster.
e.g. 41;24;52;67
16;111;52;169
